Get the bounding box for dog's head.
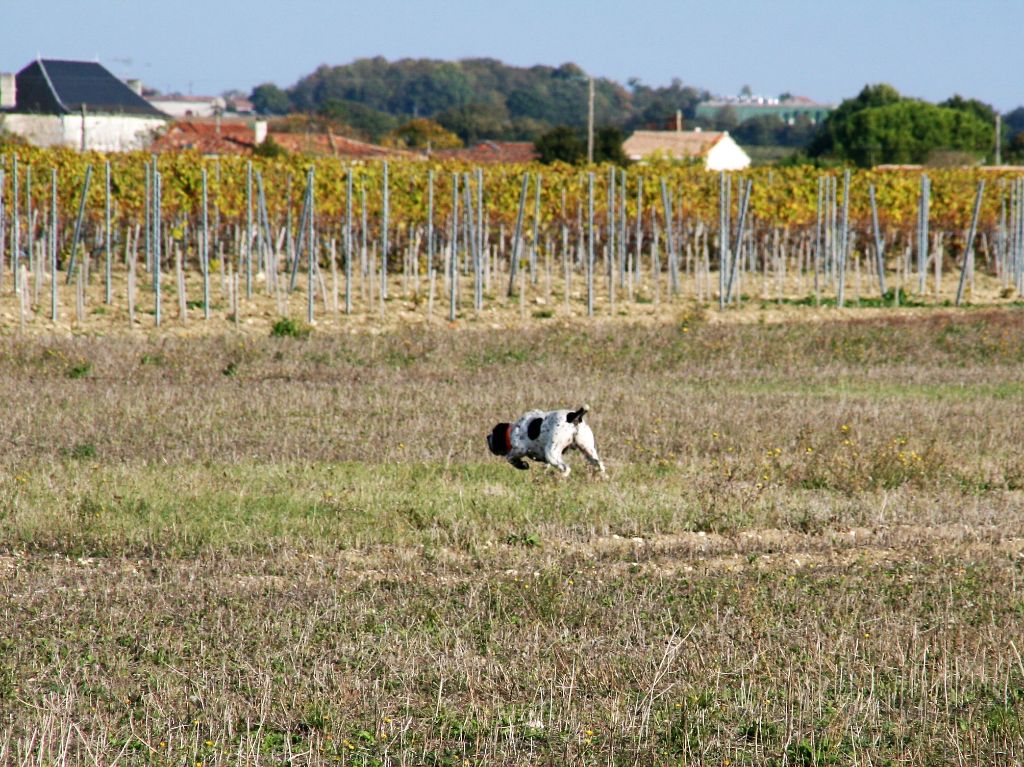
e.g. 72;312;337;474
487;423;512;456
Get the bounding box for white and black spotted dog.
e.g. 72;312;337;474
487;404;605;476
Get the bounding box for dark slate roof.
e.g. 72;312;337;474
14;59;165;117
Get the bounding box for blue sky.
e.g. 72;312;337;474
4;0;1022;110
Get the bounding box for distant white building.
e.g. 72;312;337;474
147;95;226;119
695;96;833;126
0;58;167;151
623;129;751;171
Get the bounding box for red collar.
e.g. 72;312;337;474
504;424;513;454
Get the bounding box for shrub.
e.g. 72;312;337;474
66;362;91;379
270;317;312;339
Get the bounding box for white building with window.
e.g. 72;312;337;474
0;58;167;151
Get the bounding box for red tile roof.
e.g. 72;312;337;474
268;131;420;160
150;120;255;154
435;141;538;164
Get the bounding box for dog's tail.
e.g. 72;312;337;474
567;403;590;424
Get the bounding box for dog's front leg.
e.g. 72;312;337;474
507;452;530;470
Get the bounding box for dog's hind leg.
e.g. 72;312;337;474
574;424;605;474
544;445;571;477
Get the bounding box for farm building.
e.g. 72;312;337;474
146;94;226;119
623;129;751;171
0;58;167;151
695;95;833;125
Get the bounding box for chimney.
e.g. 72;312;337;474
253;120;267;145
0;73;16;109
125;78;143;96
675;109;682;132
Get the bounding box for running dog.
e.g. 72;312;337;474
487;404;605;476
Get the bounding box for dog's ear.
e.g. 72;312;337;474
487;423;511;456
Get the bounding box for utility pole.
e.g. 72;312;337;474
587;77;594;164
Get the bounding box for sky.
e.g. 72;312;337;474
3;0;1022;111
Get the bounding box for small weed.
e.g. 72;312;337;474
785;735;843;766
68;443;97;460
222;360;239;377
984;699;1024;739
270;317;311;339
301;702;332;732
0;662;17;700
505;532;541;548
66;361;91;379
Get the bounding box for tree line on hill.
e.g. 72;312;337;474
250;58;705;145
250;57;1024;167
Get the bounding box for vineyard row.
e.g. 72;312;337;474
0;149;1023;328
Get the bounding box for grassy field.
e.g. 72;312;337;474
2;308;1024;765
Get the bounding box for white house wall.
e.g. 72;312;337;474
705;135;751;171
1;113;165;151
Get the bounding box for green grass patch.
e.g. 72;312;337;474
270;316;312;338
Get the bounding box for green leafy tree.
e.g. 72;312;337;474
778;114;820;148
250;83;291;115
734;114;820;148
733;114;782;145
625;77;706;130
383;118;462;150
1001;107;1024;160
435;101;511;144
940;95;997;125
809;84;992;166
594;126;628;165
535;125;627;165
252;135;288;158
1003;107;1024;137
318;99;398;142
534;126;584;164
843;101;991;166
808;83;902;158
279;56;639;142
1006;130;1024;163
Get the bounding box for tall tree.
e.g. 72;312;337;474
809;84;993;166
250;83;291;115
535;125;627;165
940;95;997;125
535;126;585;164
808;83;902;158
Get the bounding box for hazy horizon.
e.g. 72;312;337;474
4;0;1022;111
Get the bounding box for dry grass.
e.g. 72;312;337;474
0;255;1021;339
2;309;1024;765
